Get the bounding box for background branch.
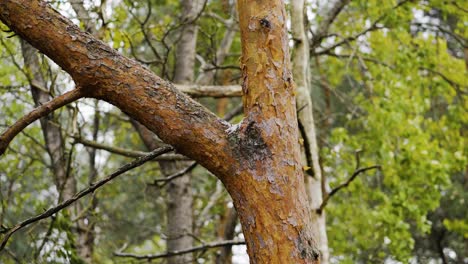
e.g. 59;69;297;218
114;239;245;260
0;88;84;155
0;146;173;251
317;151;381;214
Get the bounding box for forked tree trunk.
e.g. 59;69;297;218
0;1;320;262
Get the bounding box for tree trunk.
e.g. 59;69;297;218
215;208;238;264
20;41;94;261
232;1;320;262
166;1;203;262
291;0;329;263
0;1;320;262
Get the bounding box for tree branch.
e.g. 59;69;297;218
0;146;173;251
0;88;84;155
175;84;241;98
311;0;351;48
114;239;245;260
0;0;235;180
73;136;189;160
313;0;411;55
150;161;198;187
316;150;381;214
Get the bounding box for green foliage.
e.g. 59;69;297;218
318;0;467;262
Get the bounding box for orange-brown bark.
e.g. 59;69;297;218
0;0;234;177
0;0;320;262
218;1;319;262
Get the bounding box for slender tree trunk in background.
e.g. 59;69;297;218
164;0;203;262
163;161;193;264
0;1;320;262
20;40;83;258
215;208;237;264
174;0;203;84
68;2;99;261
20;41;74;200
78;102;99;263
291;1;329;263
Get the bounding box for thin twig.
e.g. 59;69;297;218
0;146;173;251
114;239;245;260
316;151;381;214
313;0;411;55
73;135;188;160
0;89;84;155
311;0;351;47
150;161;198;187
223;103;243;121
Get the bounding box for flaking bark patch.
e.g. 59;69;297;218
238;121;271;170
297;229;320;261
226;120;274;174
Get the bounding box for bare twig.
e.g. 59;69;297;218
313;0;411;55
0;146;173;251
114;239;245;260
0;88;84;155
150;161;198;187
311;0;351;47
316;150;381;214
175;84;241;98
72;136;189;160
223;103;243;121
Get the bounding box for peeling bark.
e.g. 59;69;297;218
232;1;320;262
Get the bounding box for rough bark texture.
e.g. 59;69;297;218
0;1;320;262
291;0;329;263
233;0;320;262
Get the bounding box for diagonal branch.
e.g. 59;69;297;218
0;146;173;251
114;239;245;260
316;150;381;214
311;0;351;48
313;0;411;55
150;161;198;187
0;88;84;155
73;136;189;160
